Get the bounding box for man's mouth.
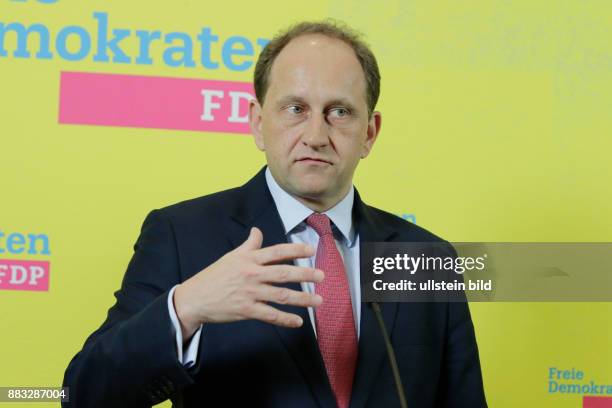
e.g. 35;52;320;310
295;157;332;165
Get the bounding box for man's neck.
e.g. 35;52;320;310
265;167;355;243
265;168;352;213
290;187;351;213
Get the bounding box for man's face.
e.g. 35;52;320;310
250;34;381;211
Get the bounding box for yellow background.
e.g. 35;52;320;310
1;1;610;407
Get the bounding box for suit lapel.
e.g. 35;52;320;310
350;191;399;408
228;167;337;408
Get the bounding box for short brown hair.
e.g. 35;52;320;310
254;20;381;117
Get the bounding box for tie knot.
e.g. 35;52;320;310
306;213;333;237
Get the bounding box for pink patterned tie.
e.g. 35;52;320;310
306;213;357;408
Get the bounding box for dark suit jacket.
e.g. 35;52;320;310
63;167;487;407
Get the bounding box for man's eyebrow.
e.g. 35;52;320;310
275;95;307;107
275;95;358;111
326;98;357;111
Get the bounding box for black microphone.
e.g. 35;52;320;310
370;302;408;408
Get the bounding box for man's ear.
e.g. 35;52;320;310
249;99;265;151
361;111;382;158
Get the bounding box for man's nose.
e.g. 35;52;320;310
301;112;330;148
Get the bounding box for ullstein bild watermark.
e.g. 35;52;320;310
360;243;612;302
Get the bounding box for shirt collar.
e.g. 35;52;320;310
265;167;355;245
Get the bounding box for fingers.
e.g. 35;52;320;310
238;227;264;252
253;285;323;308
254;242;315;265
249;302;303;327
258;265;324;284
245;302;307;328
187;230;322;329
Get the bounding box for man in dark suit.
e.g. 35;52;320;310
63;21;487;407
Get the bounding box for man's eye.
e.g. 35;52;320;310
287;105;304;114
329;107;350;118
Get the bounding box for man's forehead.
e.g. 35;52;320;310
266;34;367;102
272;33;360;71
283;32;350;50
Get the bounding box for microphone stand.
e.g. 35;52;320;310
370;302;408;408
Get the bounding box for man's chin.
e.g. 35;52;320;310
295;185;329;198
290;180;333;201
284;178;347;211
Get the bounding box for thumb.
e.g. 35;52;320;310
238;227;263;251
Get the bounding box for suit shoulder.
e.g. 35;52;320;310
152;185;244;223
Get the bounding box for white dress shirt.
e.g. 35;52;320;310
168;168;362;367
264;168;362;337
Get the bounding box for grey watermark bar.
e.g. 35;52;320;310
0;387;69;402
361;242;612;302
